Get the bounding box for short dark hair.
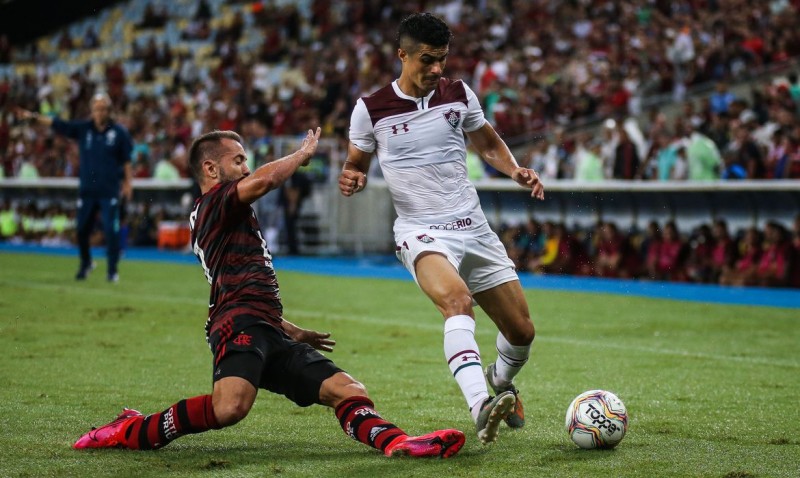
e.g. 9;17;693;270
188;130;243;181
397;13;452;51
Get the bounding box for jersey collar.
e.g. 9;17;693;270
391;80;436;104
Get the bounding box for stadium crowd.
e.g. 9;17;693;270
1;0;800;288
2;0;800;181
498;215;800;289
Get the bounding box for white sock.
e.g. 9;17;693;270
443;315;489;421
492;332;531;388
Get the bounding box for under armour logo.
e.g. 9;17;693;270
391;123;409;134
462;354;480;362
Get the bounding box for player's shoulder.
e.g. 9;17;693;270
359;84;416;126
361;83;409;112
111;121;131;134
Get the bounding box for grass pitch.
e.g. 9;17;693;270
1;252;798;478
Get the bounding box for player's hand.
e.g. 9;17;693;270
339;168;367;196
121;181;133;202
280;318;335;352
13;107;37;123
299;127;321;166
294;328;336;352
511;167;545;200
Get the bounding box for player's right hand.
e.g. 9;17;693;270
339;169;367;196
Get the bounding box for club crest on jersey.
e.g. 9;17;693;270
443;108;461;130
416;234;435;243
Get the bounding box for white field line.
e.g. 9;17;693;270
3;280;798;369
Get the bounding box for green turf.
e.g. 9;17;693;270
1;252;798;478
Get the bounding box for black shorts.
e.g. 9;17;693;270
212;323;342;407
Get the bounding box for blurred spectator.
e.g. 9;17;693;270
530;223;592;276
651;221;688;281
720;227;762;286
280;170;311;256
612;126;640;180
756;221;793;287
709;82;735;115
153;151;182;181
644;134;688;181
83;26;100;49
685;224;715;283
595;222;638;278
724;124;766;179
508;218;545;272
686;127;723;180
709;219;737;284
527;221;559;273
642;220;663;280
0;199;19;241
574;139;605;181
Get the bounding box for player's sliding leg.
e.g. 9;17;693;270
73;395;221;449
334;395;464;458
323;372;464;458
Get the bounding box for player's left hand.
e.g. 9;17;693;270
511;167;545;200
299;127;322;166
293;328;336;352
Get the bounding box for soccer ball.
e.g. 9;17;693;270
565;389;628;449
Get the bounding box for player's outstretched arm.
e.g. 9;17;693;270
237;128;321;204
14;107;54;127
339;143;371;197
281;319;336;352
467;123;545;200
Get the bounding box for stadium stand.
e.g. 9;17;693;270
1;0;799;287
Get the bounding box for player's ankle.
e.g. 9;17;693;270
384;434;408;454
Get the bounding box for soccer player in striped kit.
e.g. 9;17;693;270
73;128;465;458
339;13;545;445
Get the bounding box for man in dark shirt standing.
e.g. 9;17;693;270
71;128;465;459
18;93;133;282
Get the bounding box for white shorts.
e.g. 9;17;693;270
395;224;518;295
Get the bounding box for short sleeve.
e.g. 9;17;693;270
461;82;487;133
348;99;376;153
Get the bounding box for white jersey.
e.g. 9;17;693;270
349;79;488;236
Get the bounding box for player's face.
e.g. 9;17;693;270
214;138;250;183
90;98;111;128
400;42;448;96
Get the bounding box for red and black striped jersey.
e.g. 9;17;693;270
189;179;282;348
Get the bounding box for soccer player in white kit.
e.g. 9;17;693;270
339;13;545;445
